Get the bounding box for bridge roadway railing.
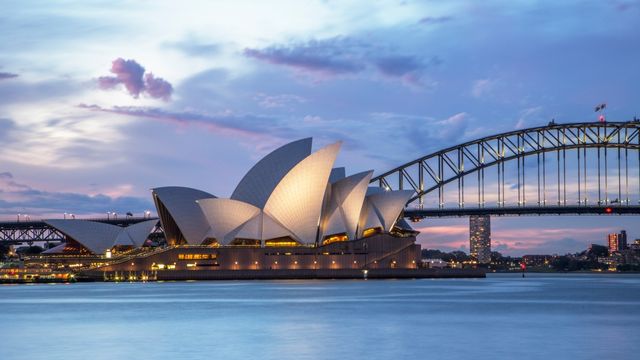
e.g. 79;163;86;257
404;204;640;219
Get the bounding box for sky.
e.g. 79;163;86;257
1;0;639;255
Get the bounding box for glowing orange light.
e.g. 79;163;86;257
605;207;613;214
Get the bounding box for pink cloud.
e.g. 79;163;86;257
143;73;172;101
98;58;173;101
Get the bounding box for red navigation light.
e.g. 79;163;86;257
520;263;526;270
604;207;613;214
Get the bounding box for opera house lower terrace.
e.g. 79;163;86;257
23;138;481;280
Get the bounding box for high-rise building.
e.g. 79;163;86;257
618;230;628;250
608;233;620;254
470;215;491;264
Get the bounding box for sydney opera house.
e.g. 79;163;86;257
33;138;425;279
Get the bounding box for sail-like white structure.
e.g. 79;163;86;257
45;219;122;254
152;186;216;245
358;189;415;236
151;138;415;246
197;198;261;245
231;138;312;208
44;219;158;254
321;170;373;240
262;141;342;243
114;219;159;247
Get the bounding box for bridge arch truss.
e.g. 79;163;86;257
371;121;640;215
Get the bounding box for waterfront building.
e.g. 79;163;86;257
422;258;448;269
28;138;423;277
618;230;628;250
470;215;491;264
608;233;620;254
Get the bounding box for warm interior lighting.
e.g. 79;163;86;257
265;237;300;247
178;254;215;260
322;233;348;246
362;227;382;238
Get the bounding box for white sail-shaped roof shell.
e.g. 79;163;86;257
359;199;383;234
113;219;159;247
322;170;373;239
231;138;312;208
263;141;342;244
197;198;261;245
152;186;215;245
44;219;122;254
358;190;414;235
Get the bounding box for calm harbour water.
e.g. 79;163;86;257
1;273;639;360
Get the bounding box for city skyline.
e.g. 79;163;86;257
1;1;640;256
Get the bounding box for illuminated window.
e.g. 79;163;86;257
363;227;382;238
265;237;300;247
322;233;348;246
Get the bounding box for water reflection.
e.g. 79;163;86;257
1;274;639;360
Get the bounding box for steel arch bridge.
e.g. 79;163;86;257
371;120;640;219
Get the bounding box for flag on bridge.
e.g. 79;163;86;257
594;103;607;112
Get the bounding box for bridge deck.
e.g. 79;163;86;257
405;205;640;218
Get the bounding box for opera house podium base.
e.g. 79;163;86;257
76;234;485;280
86;268;486;281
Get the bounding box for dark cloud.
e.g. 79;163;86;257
98;58;173;101
143;73;173;101
374;56;424;77
0;72;18;80
98;58;145;96
0;173;152;216
373;55;433;86
244;37;438;86
244;37;366;76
